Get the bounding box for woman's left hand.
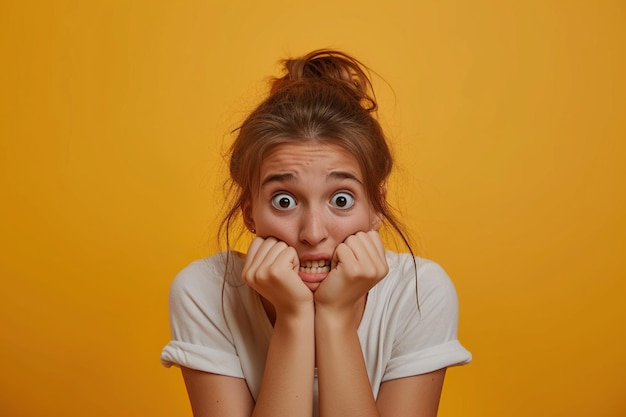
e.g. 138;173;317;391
314;230;388;318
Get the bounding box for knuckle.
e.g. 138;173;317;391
241;270;254;284
267;263;280;276
344;235;356;244
365;268;378;280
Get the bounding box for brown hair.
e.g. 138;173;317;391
220;49;414;256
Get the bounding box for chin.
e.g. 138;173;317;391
304;281;321;292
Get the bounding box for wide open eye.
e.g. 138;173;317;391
271;193;297;210
330;192;355;209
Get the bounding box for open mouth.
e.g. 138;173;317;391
299;259;331;274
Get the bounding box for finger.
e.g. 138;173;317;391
242;237;265;275
343;232;370;263
245;237;265;263
273;245;300;273
361;231;387;268
367;230;386;258
345;232;386;278
332;242;358;270
259;239;290;269
349;236;366;263
252;239;289;279
244;237;278;277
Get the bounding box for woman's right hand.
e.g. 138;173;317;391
242;237;314;317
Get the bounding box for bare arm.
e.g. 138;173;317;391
376;369;447;417
315;312;447;417
315;231;447;417
180;310;314;417
253;309;315;417
244;238;315;417
314;231;387;417
315;306;378;417
181;368;254;417
180;237;316;417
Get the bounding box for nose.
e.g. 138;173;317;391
299;208;328;246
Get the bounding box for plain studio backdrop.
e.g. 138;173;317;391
1;1;624;416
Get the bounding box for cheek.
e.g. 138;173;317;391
332;212;373;237
255;212;295;240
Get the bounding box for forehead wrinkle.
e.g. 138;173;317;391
261;170;363;188
258;144;364;189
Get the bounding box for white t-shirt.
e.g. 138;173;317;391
161;251;471;412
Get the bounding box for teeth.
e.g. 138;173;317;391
301;260;329;268
299;260;330;273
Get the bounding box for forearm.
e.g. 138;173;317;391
253;310;315;417
315;308;379;417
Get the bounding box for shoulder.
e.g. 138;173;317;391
162;252;256;375
375;251;461;328
172;251;244;288
371;252;470;359
382;251;457;300
169;251;245;308
362;252;472;379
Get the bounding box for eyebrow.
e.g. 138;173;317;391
261;173;297;186
327;170;363;184
260;170;363;187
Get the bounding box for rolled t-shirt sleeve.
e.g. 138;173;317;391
383;259;471;381
160;259;244;378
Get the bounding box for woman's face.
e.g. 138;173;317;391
245;142;381;291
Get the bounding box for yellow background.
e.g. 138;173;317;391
1;1;625;416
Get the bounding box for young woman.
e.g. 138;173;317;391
161;49;471;417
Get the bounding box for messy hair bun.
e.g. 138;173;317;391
270;49;378;112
